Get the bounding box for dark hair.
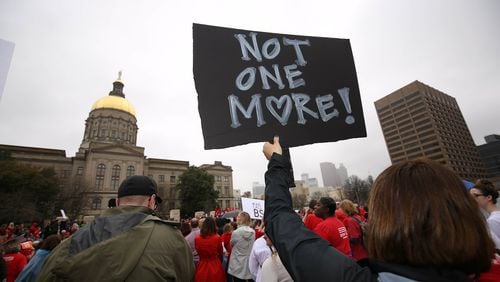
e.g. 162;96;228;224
40;234;61;251
190;218;199;228
180;222;192;237
2;239;20;254
308;199;318;209
368;158;494;275
200;217;217;237
473;181;498;204
319;197;336;216
223;223;233;233
230;221;238;230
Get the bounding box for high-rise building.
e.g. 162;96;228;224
252;181;265;198
374;80;486;180
337;163;348;185
320;162;341;187
477;134;500;179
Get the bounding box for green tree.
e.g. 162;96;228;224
311;190;327;201
0;158;61;223
176;166;218;218
291;193;308;210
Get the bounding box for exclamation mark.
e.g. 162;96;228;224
338;87;355;124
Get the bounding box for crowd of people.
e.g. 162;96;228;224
0;221;66;282
2;137;500;281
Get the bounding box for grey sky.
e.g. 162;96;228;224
0;0;499;193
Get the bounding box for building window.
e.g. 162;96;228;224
226;200;231;208
127;165;135;177
224;176;229;182
112;130;116;137
224;186;229;195
159;175;165;183
77;167;84;176
95;164;106;190
217;186;222;195
101;129;106;137
91;198;102;210
111;165;121;190
216;176;221;182
170;175;176;184
61;170;70;179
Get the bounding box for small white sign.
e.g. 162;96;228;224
169;209;180;222
241;197;265;220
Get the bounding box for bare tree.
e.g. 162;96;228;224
55;177;91;219
342;175;371;206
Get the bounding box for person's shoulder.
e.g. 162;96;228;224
489;211;500;219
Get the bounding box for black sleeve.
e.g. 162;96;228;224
264;153;375;282
0;255;6;281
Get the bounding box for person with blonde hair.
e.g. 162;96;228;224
228;212;255;282
262;136;494;281
339;199;368;266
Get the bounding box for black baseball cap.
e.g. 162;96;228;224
118;176;163;204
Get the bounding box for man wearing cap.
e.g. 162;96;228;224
37;176;195;281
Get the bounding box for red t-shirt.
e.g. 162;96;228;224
3;252;27;282
221;232;232;256
255;229;265;239
304;213;323;231
314;216;351;257
342;216;368;261
335;209;347;222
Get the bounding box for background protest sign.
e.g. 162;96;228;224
193;23;366;149
241;197;264;220
0;38;15;101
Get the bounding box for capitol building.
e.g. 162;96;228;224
0;75;236;219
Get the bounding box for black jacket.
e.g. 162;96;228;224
264;154;472;282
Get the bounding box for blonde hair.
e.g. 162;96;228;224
238;212;251;226
339;199;357;216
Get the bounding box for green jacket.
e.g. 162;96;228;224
37;206;194;282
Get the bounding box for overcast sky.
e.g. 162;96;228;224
0;0;499;193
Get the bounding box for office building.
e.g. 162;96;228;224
320;162;341;187
374;80;486;180
477;134;500;179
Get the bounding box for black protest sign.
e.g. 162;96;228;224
193;23;366;149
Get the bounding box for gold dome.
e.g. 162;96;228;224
91;95;136;117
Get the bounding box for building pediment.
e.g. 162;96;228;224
89;143;144;157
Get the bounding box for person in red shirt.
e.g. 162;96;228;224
339;200;368;266
2;239;27;282
194;216;225;282
254;219;265;239
335;207;347;222
29;222;40;239
313;197;351;257
304;199;323;230
6;223;15;241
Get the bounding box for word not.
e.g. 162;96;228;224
228;87;354;128
234;32;309;92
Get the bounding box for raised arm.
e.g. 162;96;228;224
263;137;374;282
